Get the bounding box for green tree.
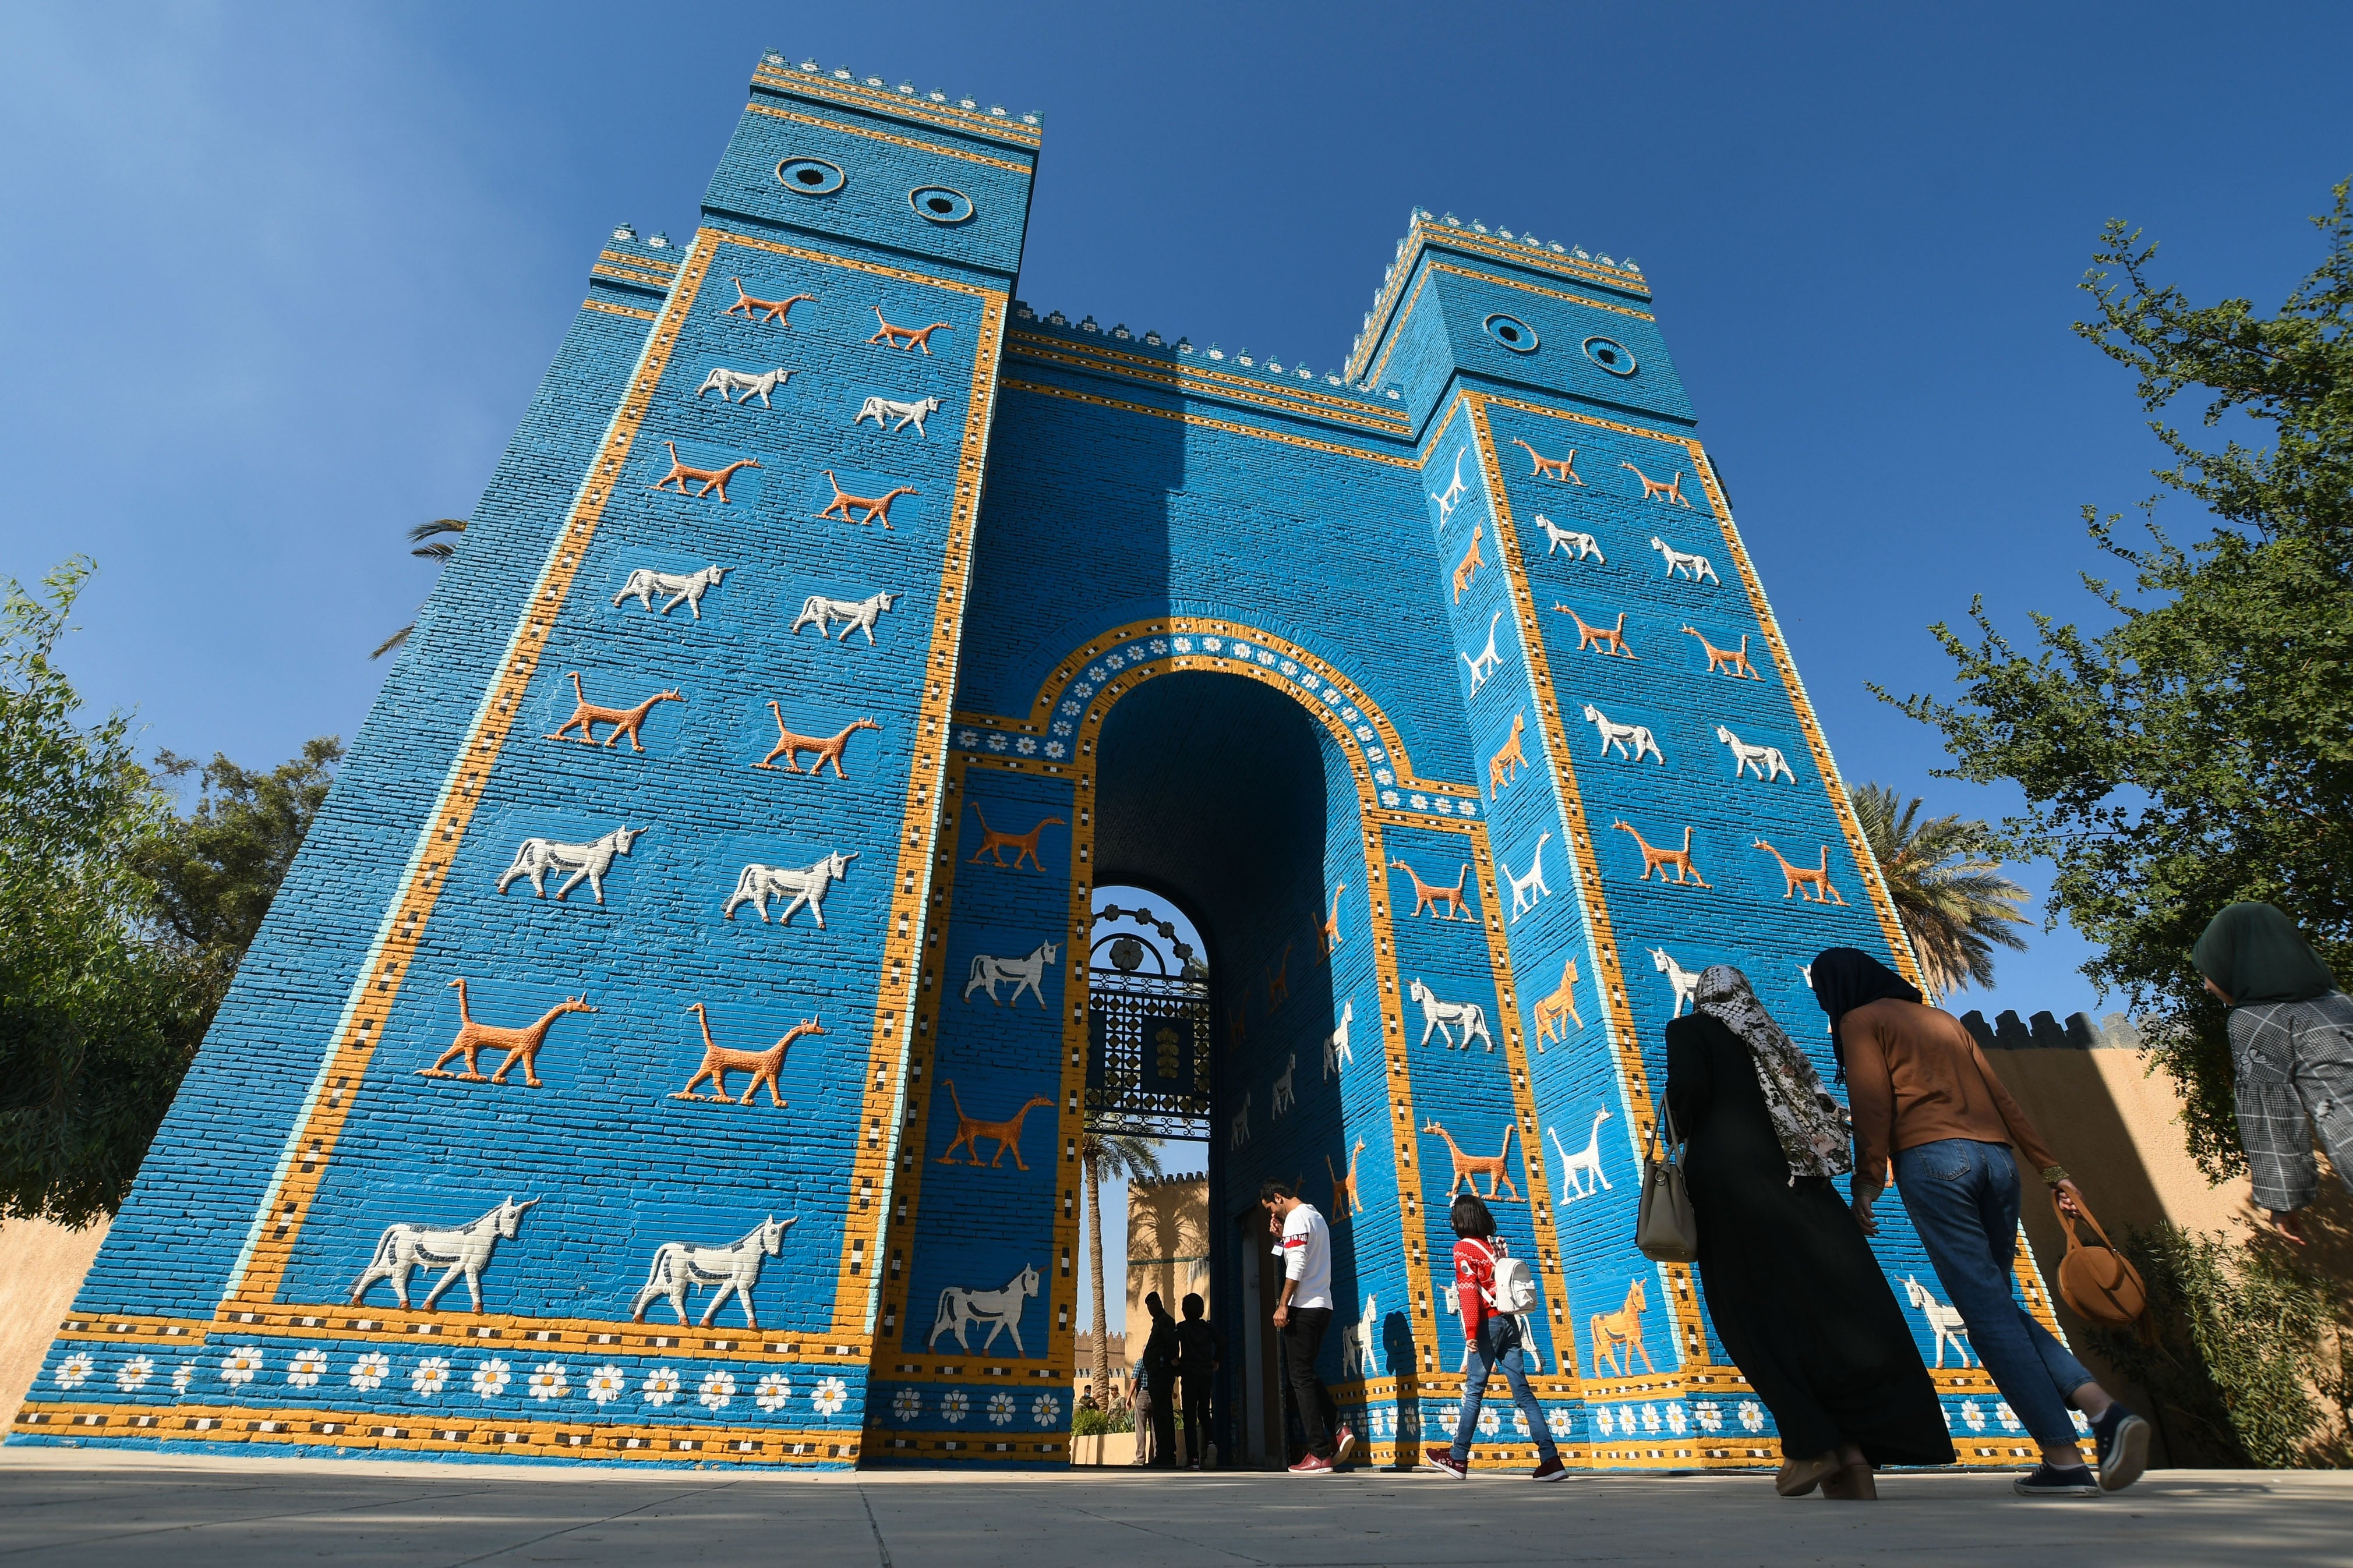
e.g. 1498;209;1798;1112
1886;181;2353;1177
1080;1124;1161;1406
1850;783;2030;996
0;561;203;1226
0;560;342;1224
370;518;468;660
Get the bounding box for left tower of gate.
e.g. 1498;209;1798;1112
10;55;1038;1467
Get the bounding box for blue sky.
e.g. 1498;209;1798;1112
5;1;2348;1046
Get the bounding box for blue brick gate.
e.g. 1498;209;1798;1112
12;52;2062;1472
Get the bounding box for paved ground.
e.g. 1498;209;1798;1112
2;1450;2346;1567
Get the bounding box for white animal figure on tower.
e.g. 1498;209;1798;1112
1649;537;1721;584
1461;610;1505;694
1430;448;1472;527
1408;978;1496;1052
613;564;730;620
1549;1110;1614;1202
1714;725;1796;783
1905;1275;1974;1368
1323;1000;1356;1080
630;1216;796;1329
928;1264;1040;1354
722;850;858;928
790;590;902;644
962;941;1061;1008
1271;1054;1297;1117
1649;947;1701;1017
1534;515;1605;562
349;1195;537;1313
1501;831;1553;922
853;394;945;437
496;826;644;905
1341;1293;1379;1378
695;366;792;408
1231;1093;1253;1148
1582;705;1665;764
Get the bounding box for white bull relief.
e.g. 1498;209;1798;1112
853;394;944;437
723;850;858;928
1408;977;1496;1052
497;825;644;905
963;941;1060;1008
613;564;729;620
790;590;902;645
349;1195;537;1313
630;1215;797;1329
696;366;792;408
928;1263;1040;1354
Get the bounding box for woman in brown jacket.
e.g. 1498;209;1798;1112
1810;948;2149;1498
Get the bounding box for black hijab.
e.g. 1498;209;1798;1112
2192;902;2338;1007
1808;947;1923;1074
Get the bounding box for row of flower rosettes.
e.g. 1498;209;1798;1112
51;1345;853;1420
1372;1396;2070;1444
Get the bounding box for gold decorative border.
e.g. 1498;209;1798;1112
743;100;1033;174
591;261;676;288
1428;261;1657;323
998;379;1419;469
13;1401;857;1463
1008;332;1407;427
600;248;678;276
826;275;1012;1340
581;298;658;322
752;65;1041;149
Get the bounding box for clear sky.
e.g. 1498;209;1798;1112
6;2;2349;1036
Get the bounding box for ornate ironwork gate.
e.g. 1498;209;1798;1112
1083;903;1212;1138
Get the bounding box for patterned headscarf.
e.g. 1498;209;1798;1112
1695;965;1853;1184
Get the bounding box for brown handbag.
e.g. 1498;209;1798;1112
2050;1190;2153;1343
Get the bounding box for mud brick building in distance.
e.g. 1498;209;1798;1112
10;49;2072;1472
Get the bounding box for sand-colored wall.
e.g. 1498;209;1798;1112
0;1216;109;1424
1983;1040;2353;1464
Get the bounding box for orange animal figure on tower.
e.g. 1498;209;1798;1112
1556;604;1637;659
1612;819;1710;887
420;980;596;1088
867;306;954;353
1423;1120;1522;1201
1488;711;1528;798
722;278;815;325
671;1004;825;1107
1391;858;1473;922
967;806;1067;871
1753;840;1846;904
1620;461;1693;508
1681;624;1760;679
1511;438;1584;484
756;705;880;778
1313;883;1345;962
652;442;762;502
1453;523;1485;602
818;471;918;529
544;672;683;753
936;1081;1055;1169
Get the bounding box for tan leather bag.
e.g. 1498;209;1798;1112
1636;1099;1699;1264
2051;1190;2153;1343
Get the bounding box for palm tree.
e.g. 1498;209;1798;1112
1852;783;2032;997
369;518;469;659
1080;1123;1161;1408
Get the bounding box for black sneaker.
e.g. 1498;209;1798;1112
2013;1463;2101;1498
2091;1407;2150;1492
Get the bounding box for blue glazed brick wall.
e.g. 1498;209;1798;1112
18;58;2047;1473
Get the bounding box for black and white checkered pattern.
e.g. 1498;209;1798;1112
2231;992;2353;1211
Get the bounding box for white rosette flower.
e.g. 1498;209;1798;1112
349;1352;391;1392
642;1367;681;1406
587;1365;627;1406
699;1369;736;1411
987;1392;1015;1426
412;1355;451;1396
755;1372;792;1413
54;1351;95;1390
941;1389;969;1424
220;1347;263;1386
117;1355;155;1393
287;1350;328;1389
813;1376;848;1416
529;1362;569;1401
1030;1393;1060;1427
471;1358;512;1400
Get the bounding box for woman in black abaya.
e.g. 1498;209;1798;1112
1665;965;1953;1500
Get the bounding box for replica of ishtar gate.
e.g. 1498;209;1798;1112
11;50;2071;1471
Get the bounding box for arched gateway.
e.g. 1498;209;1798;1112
15;52;2062;1470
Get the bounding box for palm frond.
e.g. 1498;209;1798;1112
369;624;415;660
407;518;468;544
1855;781;2034;995
374;519;468;660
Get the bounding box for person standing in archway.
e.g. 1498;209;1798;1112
1139;1291;1182;1467
1262;1180;1356;1473
1175;1291;1223;1468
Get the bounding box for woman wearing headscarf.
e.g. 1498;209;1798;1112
1666;965;1952;1500
1810;946;2147;1498
2192;902;2353;1246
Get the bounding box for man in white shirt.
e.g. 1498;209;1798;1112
1261;1179;1355;1473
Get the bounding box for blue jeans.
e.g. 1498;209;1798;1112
1450;1315;1559;1463
1892;1138;2095;1447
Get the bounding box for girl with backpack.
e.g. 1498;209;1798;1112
1423;1194;1568;1481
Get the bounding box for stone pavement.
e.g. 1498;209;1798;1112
1;1450;2345;1567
